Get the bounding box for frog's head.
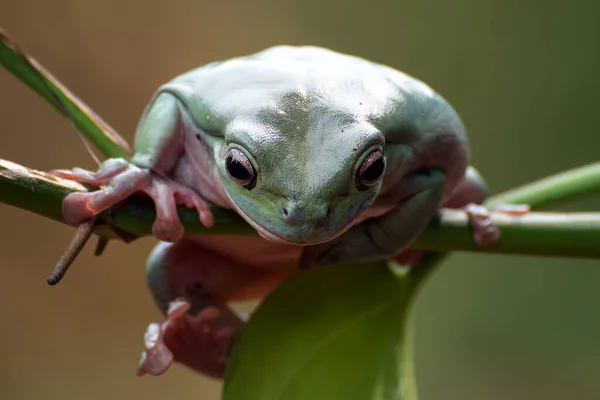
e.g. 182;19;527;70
214;109;386;245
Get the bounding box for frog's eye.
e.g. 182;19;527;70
226;148;257;189
356;150;385;190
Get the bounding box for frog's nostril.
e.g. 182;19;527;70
326;206;332;218
283;208;289;217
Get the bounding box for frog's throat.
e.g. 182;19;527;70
225;199;350;246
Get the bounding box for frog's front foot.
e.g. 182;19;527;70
464;203;530;245
50;158;214;242
137;299;238;378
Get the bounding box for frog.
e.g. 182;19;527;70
50;45;520;379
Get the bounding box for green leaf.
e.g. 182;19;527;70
0;27;131;160
224;261;419;400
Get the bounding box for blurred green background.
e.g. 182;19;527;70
1;0;599;399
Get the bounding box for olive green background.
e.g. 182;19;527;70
0;1;599;399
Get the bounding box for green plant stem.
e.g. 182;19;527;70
486;162;600;209
2;158;600;259
414;209;600;258
409;161;600;289
0;159;82;223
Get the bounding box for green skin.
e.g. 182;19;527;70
52;46;495;379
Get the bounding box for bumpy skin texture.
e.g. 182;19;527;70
52;46;502;378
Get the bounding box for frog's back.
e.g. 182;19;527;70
166;45;438;123
178;45;416;88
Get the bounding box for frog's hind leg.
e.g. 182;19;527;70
137;238;291;379
138;298;238;379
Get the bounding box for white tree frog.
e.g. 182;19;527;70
51;46;516;379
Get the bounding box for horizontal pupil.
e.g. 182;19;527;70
227;158;250;180
362;157;384;181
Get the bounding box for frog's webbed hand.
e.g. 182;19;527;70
51;160;213;242
50;93;214;242
299;169;446;269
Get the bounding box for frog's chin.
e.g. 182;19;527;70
253;226;350;246
227;201;350;246
254;223;349;246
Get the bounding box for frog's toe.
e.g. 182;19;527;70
50;168;99;183
137;322;174;376
151;218;185;243
50;158;130;186
143;179;214;242
464;203;500;246
174;186;215;228
464;203;531;246
61;192;99;225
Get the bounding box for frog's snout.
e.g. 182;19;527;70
271;200;341;244
280;200;332;227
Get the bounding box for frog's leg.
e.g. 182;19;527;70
394;166;529;266
137;239;291;378
439;165;529;245
50;93;213;242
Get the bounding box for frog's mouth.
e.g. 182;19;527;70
226;199;354;246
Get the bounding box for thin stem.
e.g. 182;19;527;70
0;28;131;160
414;210;600;258
486;162;600;209
2;158;600;259
409;162;600;287
47;218;97;285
